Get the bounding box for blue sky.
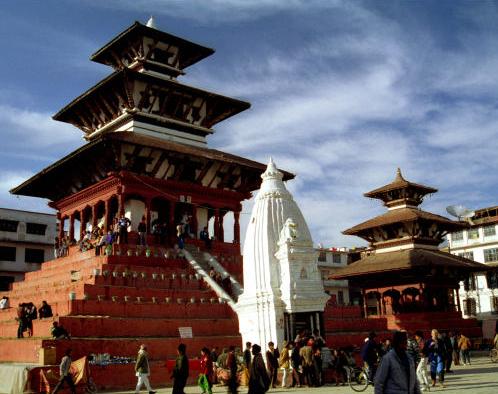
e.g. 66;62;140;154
1;0;497;247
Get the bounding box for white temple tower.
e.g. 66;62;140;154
236;159;329;348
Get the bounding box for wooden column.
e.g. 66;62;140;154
455;288;461;313
169;201;175;240
69;213;75;241
145;198;151;234
233;210;241;244
376;294;381;316
104;199;110;232
58;215;65;240
362;289;368;318
118;193;125;216
80;210;86;239
214;209;220;241
219;210;225;242
92;205;98;229
191;205;198;238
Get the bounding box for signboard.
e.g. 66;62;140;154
178;327;193;338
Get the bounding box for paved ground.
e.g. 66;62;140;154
109;352;498;393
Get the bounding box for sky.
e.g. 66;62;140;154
1;0;498;248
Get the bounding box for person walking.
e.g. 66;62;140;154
227;345;239;394
248;344;270;394
51;348;76;394
265;341;280;388
458;333;472;365
135;344;156;394
279;341;291;388
413;331;430;392
374;331;421;394
427;329;445;388
172;343;189;394
361;331;380;383
199;347;213;394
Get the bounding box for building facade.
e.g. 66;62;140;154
316;247;350;305
447;206;498;333
0;208;56;290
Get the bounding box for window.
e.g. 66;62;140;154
318;251;326;262
484;248;498;263
0;219;18;232
338;290;344;305
484;225;497;237
25;248;45;263
26;222;47;235
332;253;342;264
0;246;16;261
486;270;498;289
463;298;477;316
463;274;477;291
458;251;474;260
468;229;479;239
492;296;498;313
452;231;463;241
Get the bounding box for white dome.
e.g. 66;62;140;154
242;158;312;293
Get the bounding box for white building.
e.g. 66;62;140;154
447;205;498;336
0;208;57;290
316;247;350;305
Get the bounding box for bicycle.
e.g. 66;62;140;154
344;365;370;392
490;348;498;363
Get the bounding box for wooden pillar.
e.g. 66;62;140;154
455;288;461;313
92;205;98;229
362;289;368;318
191;205;198;238
80;210;86;239
145;198;151;234
214;209;220;241
219;210;225;242
104;199;110;232
118;193;125;216
376;294;381;316
169;201;175;240
233;210;241;244
69;213;75;241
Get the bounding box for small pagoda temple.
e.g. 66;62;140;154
332;169;485;336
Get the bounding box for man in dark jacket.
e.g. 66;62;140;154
361;331;379;382
172;343;189;394
266;342;280;388
135;344;156;394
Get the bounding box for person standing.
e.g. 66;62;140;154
374;331;421;394
427;329;445;388
135;344;156;394
265;341;280;388
51;348;76;394
299;339;315;387
118;215;131;244
361;331;380;382
16;303;27;339
227;345;239;394
172;343;189;394
290;341;302;387
413;331;430;392
138;217;147;246
248;344;270;394
199;347;213;394
278;341;291;388
458;333;472;365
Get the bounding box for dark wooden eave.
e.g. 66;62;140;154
365;169;437;200
331;248;489;280
52;69;250;135
90;21;215;71
343;208;467;236
10;132;294;202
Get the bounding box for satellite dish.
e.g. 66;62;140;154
446;205;475;220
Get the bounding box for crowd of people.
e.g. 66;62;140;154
359;329;477;393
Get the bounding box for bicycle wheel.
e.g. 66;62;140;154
490;349;498;363
349;370;369;392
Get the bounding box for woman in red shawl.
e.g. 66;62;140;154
199;347;213;394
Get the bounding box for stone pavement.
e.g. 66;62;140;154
107;352;498;393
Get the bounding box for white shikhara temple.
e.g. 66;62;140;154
236;159;329;348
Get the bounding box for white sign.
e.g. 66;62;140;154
178;327;193;338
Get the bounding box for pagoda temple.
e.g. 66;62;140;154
332;169;485;336
0;20;292;391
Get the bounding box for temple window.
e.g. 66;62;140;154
486;270;498;289
26;222;47;236
0;219;19;233
491;296;498;313
332;253;342;264
484;248;498;263
318;251;326;262
483;225;496;237
463;274;477;291
0;246;16;261
463;298;477;316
